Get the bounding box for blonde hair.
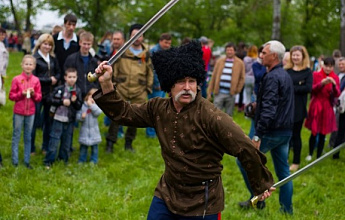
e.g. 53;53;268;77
80;31;94;42
84;88;98;101
22;55;36;65
247;45;258;59
32;33;55;56
284;45;310;70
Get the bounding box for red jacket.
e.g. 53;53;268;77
305;69;340;135
9;72;42;116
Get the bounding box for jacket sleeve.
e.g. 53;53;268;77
53;57;61;83
236;61;245;93
255;75;279;137
9;78;25;102
146;57;154;94
207;109;274;195
48;87;63;106
76;108;83;122
32;79;42;102
90;103;103;117
71;88;83;111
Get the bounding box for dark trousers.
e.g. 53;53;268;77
0;152;2;162
106;120;137;143
333;112;345;158
309;133;325;158
31;100;52;152
289;120;304;164
147;196;221;220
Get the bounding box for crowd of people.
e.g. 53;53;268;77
0;12;344;219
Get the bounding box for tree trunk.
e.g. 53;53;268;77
341;0;345;55
271;0;281;40
25;0;32;32
9;0;21;34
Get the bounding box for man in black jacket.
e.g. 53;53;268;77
53;13;80;84
237;40;294;214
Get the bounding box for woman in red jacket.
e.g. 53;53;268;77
305;57;340;161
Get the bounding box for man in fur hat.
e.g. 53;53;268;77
93;41;274;219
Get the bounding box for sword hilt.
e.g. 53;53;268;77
250;190;268;208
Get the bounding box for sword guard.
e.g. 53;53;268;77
250;190;268;209
87;72;98;82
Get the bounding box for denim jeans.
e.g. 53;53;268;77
237;134;293;214
147;196;220;220
78;144;98;163
146;90;166;138
44;120;73;165
11;114;35;165
31;100;52;153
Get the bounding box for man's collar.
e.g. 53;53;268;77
57;31;78;42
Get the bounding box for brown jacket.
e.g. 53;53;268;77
207;56;245;96
94;88;274;216
113;44;153;100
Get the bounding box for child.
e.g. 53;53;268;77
77;88;102;164
9;55;42;169
44;68;82;168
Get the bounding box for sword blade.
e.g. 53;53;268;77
274;142;345;188
87;0;180;82
250;142;345;208
108;0;180;66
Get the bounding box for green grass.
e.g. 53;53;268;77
0;52;344;219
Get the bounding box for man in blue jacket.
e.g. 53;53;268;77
237;40;294;214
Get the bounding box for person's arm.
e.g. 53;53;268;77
207;108;274;195
146;57;154;94
255;75;279;138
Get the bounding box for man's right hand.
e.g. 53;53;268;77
95;61;114;94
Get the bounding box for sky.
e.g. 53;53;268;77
33;10;63;31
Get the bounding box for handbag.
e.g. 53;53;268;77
244;102;256;118
0;89;6;106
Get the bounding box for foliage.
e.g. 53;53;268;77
0;52;345;219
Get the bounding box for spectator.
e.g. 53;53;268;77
284;45;313;172
9;55;42;169
31;33;61;155
305;57;340;160
207;42;245;116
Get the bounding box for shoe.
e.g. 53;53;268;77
106;140;114;153
125;140;134;152
305;155;312;161
238;199;266;210
25;163;33;169
289;164;299;172
13;163;18;167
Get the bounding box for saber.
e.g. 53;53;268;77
250;142;345;208
88;0;180;82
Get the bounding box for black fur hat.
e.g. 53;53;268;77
151;40;206;92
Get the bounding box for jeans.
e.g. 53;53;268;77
146;90;166;138
44;120;73;165
147;196;221;220
237;134;293;214
213;93;235;116
11;114;35;165
78;144;98;163
31;100;52;153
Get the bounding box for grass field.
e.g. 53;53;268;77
0;52;344;219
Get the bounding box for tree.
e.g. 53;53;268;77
271;0;281;40
341;0;345;55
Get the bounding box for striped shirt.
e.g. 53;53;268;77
219;58;234;94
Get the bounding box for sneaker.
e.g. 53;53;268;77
289;164;299;172
238;199;266;210
25;163;33;169
305;155;312;161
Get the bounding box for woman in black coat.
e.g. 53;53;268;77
31;33;61;154
285;45;313;171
